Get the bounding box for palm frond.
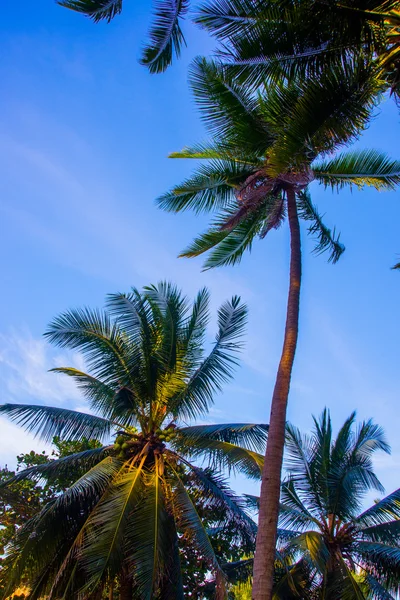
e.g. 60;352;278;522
125;458;170;598
169;296;247;419
168;465;225;577
175;437;264;479
44;307;134;388
280;479;322;530
140;0;189;73
183;463;257;541
354;541;400;582
0;404;113;443
313;149;400;190
189;56;270;151
288;531;329;572
357;489;400;527
177;422;268;452
364;574;397;600
57;0;122;22
297;190;345;263
360;520;400;545
180;202;268;268
156;160;254;214
79;458;146;589
0;446;108;487
261;60;384;170
49;368;137;425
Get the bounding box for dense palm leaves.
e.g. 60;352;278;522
158;57;399;271
196;0;400;104
271;411;400;599
0;283;267;599
157;58;400;600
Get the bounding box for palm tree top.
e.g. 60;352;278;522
157;58;400;269
248;410;400;598
0;283;267;599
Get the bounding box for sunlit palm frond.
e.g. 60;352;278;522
313;149;400;190
79;459;146;589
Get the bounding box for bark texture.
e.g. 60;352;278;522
252;188;302;600
120;570;134;600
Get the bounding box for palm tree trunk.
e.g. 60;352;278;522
252;188;302;600
119;570;133;600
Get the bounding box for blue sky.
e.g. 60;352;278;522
1;1;399;502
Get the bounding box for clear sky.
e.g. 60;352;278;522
1;1;399;503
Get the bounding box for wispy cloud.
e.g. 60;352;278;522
0;329;84;405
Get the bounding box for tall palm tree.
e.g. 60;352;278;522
156;58;400;600
249;410;400;599
0;283;267;600
196;0;400;105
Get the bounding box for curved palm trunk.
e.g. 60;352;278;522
252;188;302;600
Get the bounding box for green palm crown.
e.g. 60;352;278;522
196;0;400;103
157;57;400;268
0;283;267;599
249;411;400;599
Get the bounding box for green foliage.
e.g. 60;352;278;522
252;411;400;598
196;0;400;103
158;58;400;270
0;283;264;599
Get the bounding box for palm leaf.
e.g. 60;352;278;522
141;0;189;73
79;457;146;589
169;296;247;419
44;307;135;388
182;462;257;541
364;574;397;600
297;190;345;263
356;489;400;527
360;520;400;545
313;149;400;190
0;446;109;487
168;464;225;577
189;56;270;150
156;160;253;214
125;457;169;599
177;422;268;452
180;201;269;268
0;404;113;443
49;368;138;424
175;437;264;478
58;0;123;22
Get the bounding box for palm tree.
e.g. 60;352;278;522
156;58;400;600
196;0;400;105
249;410;400;599
0;283;267;600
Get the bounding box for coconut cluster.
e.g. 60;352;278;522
154;426;177;443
